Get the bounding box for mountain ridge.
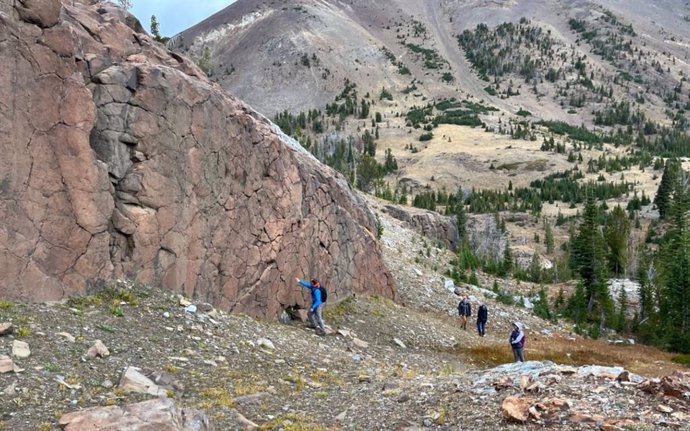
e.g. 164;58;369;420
172;0;690;121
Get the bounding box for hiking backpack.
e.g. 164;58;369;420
318;285;327;302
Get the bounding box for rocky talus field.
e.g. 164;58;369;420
0;208;688;431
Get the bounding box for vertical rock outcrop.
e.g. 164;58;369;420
0;0;396;317
382;205;459;250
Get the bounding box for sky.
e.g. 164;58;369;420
131;0;237;37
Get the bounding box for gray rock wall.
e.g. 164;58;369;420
383;205;459;250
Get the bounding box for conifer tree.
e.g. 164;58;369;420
658;175;690;352
529;253;541;282
570;186;611;325
355;154;381;192
150;15;161;41
544;219;555;254
615;287;628;332
605;205;630;277
533;286;552;321
655;159;679;219
502;240;513;276
636;251;659;342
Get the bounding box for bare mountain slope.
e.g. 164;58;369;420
171;0;690;120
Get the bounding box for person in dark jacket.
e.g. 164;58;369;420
509;322;526;362
457;295;471;330
296;277;326;335
476;302;488;337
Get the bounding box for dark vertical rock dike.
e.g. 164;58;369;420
0;0;396;318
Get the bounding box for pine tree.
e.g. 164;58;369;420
544;219;555;254
533;286;552;321
570;186;611;324
605;205;630;277
529;253;541;283
636;251;659;343
197;47;212;76
658;176;690;352
615;287;628;331
383;148;398;173
356;154;381;192
502;240;513;276
150;15;162;41
363;130;376;156
655;159;678;219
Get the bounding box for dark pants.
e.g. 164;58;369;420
512;346;525;362
477;320;486;336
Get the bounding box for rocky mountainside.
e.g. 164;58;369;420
171;0;690;121
0;0;395;317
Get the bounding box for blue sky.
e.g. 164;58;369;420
132;0;237;37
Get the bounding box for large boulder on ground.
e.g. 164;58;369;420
58;398;214;431
0;0;396;317
502;395;533;423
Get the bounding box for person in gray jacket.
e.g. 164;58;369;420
509;322;526;362
457;295;471;330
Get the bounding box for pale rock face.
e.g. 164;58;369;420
0;0;396;318
58;398;214;431
383;205;460;250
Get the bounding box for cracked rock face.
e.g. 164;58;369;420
0;0;396;317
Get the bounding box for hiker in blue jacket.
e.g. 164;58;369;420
296;277;326;335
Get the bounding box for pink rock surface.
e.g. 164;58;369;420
0;0;396;318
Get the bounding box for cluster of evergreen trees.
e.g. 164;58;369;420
272;81;399;195
408;172;632;216
636;160;690;352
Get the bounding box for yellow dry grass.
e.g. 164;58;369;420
462;335;683;377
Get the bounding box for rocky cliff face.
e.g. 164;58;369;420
0;0;396;317
382;205;459;251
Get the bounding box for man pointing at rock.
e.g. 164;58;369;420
296;277;326;336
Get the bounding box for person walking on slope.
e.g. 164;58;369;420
509;322;526;362
457;295;472;330
296;277;326;336
476;302;488;337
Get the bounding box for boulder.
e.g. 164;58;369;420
118;366;165;396
0;0;396;317
0;356;21;373
0;323;14;336
58;398;214;431
86;340;110;358
352;338;369;349
502;396;533;423
12;340;31;359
